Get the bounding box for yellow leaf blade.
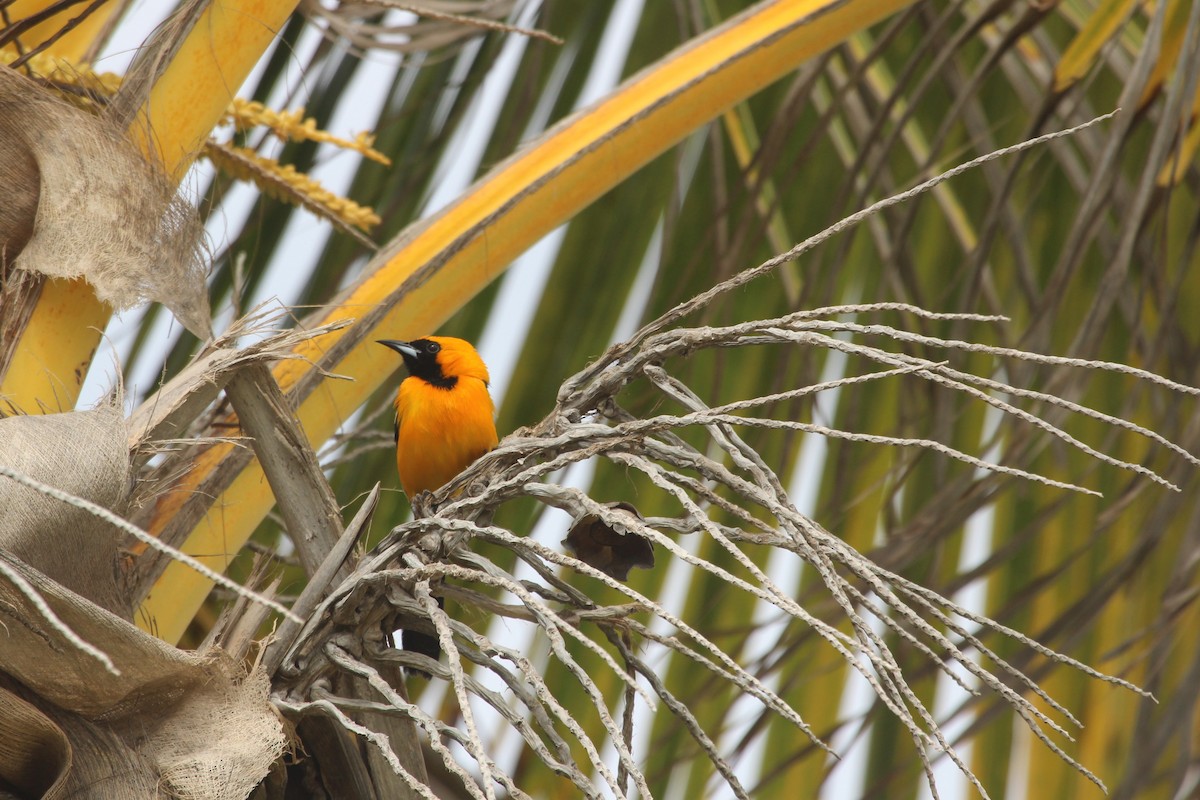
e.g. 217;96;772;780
139;0;920;641
1053;0;1139;93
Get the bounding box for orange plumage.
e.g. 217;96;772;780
378;336;499;498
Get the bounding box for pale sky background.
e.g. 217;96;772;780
82;3;998;797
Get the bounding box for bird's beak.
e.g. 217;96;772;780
377;339;419;359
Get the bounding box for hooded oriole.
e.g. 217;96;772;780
377;336;499;669
378;335;499;495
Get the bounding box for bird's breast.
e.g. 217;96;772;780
394;377;498;497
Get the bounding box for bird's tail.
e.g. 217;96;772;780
401;595;444;677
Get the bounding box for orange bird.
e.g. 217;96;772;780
378;336;499;498
377;335;499;671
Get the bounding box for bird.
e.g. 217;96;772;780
377;335;499;672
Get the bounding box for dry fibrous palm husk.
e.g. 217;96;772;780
0;405;130;616
0;551;285;799
0;66;210;339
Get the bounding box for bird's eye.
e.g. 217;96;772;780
426;341;441;353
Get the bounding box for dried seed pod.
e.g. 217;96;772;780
563;501;655;581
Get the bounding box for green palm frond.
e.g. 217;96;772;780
4;0;1200;796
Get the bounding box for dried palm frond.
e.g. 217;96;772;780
267;115;1198;799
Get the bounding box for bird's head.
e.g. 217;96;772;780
377;336;490;388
